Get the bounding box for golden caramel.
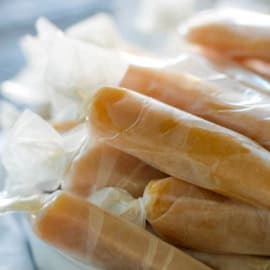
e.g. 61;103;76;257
90;87;270;208
145;177;270;255
34;192;212;270
121;65;270;151
182;9;270;61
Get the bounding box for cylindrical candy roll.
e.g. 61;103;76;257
120;63;270;150
144;177;270;255
89;87;270;208
33;192;211;270
180;8;270;61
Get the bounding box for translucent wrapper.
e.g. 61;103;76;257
1;110;66;196
89;87;270;208
32;191;211;270
67;141;167;198
144;177;270;255
180;8;270;60
1;110;86;197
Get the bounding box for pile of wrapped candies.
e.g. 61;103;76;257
1;7;270;270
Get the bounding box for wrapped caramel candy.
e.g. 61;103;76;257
33;192;212;270
120;60;270;150
181;8;270;61
89;87;270;208
144;177;270;255
79;184;270;269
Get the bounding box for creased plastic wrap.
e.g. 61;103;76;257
144;177;270;255
89;86;270;208
180;8;270;61
33;191;211;270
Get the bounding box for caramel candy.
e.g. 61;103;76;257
34;192;211;270
181;9;270;61
121;64;270;150
145;177;270;255
89;87;270;208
